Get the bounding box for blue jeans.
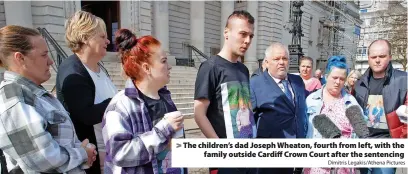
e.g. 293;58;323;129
359;168;396;174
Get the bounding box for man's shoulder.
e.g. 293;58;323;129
57;54;84;80
391;69;408;89
58;54;78;70
354;74;366;89
393;69;408;78
288;74;303;83
250;70;264;83
106;90;135;115
199;56;218;70
251;68;262;77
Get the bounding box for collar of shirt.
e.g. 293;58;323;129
123;78;174;107
123;79;145;103
268;71;288;84
3;71;49;97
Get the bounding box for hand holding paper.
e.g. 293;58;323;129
165;111;185;138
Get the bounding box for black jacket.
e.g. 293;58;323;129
354;64;407;115
56;54;111;174
251;67;264;77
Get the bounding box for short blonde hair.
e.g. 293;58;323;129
347;70;362;80
346;70;362;86
65;10;106;53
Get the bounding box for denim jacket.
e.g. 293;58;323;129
305;86;364;138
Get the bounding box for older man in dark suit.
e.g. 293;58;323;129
250;42;308;174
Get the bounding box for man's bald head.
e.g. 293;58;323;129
368;39;392;56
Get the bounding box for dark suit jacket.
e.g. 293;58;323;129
250;70;308;174
56;54;111;174
250;70;308;139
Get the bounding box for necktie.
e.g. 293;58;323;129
281;80;293;103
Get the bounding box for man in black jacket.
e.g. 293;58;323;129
251;59;266;77
353;39;407;174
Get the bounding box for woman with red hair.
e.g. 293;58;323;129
101;29;186;174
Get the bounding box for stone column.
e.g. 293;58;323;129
244;1;259;73
190;1;205;67
4;1;33;28
120;1;132;30
220;1;234;46
153;1;170;54
153;1;173;65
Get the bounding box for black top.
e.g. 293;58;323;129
139;89;173;126
367;76;388;137
194;55;255;138
368;76;385;95
138;89;173;171
55;54;109;174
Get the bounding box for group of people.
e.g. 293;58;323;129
0;10;184;174
193;10;407;174
0;9;406;174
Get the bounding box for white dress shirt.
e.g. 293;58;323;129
268;72;295;101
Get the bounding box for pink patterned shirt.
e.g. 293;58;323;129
304;98;354;174
303;77;322;92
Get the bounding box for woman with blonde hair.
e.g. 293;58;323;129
345;70;362;95
56;10;116;174
0;25;96;173
102;29;186;173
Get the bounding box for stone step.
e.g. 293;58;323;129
112;79;126;86
103;67;121;71
116;84;125;90
171;69;197;72
183;117;199;130
114;85;195;92
104;66;121;71
169;79;196;84
168;88;194;94
170;69;198;73
178;107;194;116
166;84;195;89
104;68;198;75
108;74;197;81
171;93;194;98
106;69;121;73
170;66;198;71
172;97;194;103
109;74;125;80
170;77;196;80
170;73;197;77
102;63;197;71
174;102;194;108
101;62;121;68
